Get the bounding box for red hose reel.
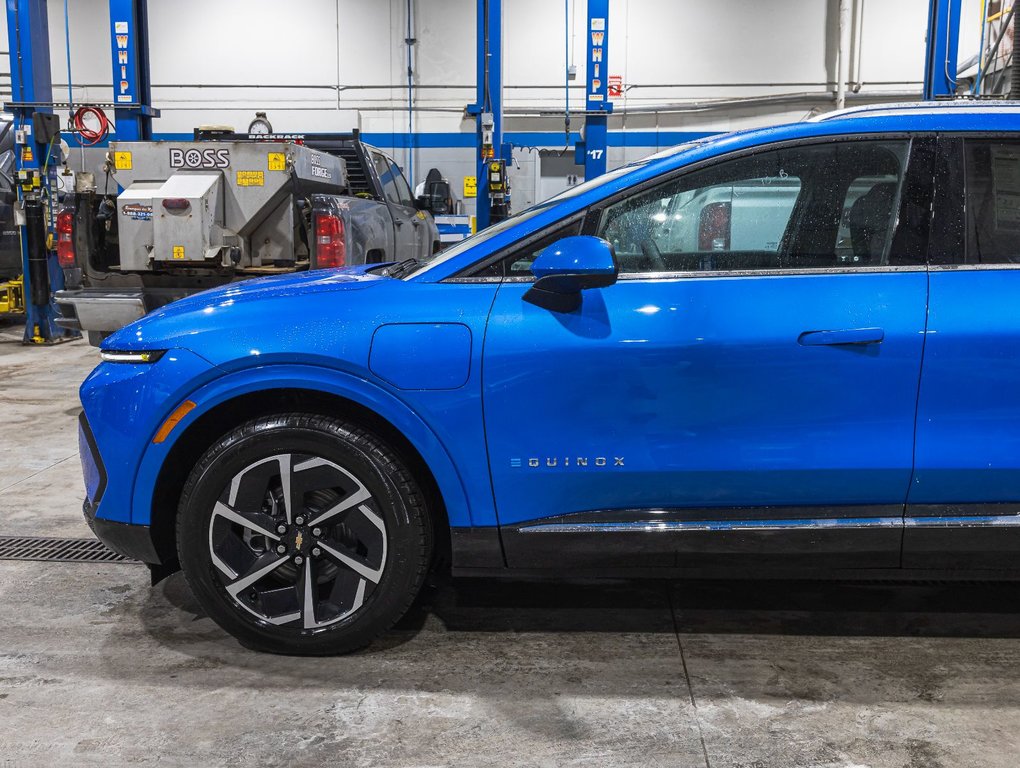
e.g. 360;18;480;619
70;106;111;146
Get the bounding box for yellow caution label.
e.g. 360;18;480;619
21;146;33;163
267;152;286;171
172;245;185;260
114;151;132;170
236;170;264;187
463;175;477;198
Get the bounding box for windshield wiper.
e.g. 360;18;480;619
383;257;421;278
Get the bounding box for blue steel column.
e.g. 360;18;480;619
108;0;154;140
581;0;611;180
6;0;73;342
472;0;508;231
923;0;962;99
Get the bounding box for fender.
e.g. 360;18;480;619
128;363;477;528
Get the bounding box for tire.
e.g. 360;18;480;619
176;413;430;655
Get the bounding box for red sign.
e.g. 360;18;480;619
608;75;623;98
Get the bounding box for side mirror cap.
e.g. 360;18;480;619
524;235;618;313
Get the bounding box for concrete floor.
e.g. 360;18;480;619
2;321;1020;767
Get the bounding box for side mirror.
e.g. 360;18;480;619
523;235;618;313
415;194;431;212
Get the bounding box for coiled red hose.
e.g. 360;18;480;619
71;106;110;146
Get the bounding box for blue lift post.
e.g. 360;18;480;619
923;0;963;99
469;0;511;231
108;0;155;141
578;0;612;180
5;0;75;343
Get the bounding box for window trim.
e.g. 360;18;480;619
615;264;927;281
445;132;933;284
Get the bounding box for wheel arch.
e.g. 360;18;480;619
140;375;466;575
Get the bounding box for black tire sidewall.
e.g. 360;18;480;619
177;415;428;655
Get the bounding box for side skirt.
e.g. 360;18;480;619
458;505;1020;575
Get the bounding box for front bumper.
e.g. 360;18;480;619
83;498;162;564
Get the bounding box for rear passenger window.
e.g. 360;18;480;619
964;141;1020;264
372;153;403;207
596;141;909;274
390;162;415;207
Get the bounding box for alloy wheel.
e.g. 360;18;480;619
207;453;387;630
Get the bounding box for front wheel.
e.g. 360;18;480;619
177;414;430;655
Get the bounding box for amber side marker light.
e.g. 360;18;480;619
153;400;197;444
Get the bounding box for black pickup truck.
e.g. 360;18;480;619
56;131;441;344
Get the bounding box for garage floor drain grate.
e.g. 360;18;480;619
0;536;137;563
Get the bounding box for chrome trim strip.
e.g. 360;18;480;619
928;264;1020;272
519;513;1020;533
904;515;1020;528
456;265;929;286
617;265;926;280
519;517;904;533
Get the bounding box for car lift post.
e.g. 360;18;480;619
923;0;963;99
576;0;612;181
469;0;512;231
5;0;75;343
107;0;155;141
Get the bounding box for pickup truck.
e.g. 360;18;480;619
0;120;23;281
56;132;440;344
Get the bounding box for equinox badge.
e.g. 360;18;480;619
510;457;625;468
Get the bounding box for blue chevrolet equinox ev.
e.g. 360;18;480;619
80;102;1020;654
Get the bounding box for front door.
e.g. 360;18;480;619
483;137;935;571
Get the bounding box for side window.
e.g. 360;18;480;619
390;162;415;207
465;219;583;279
596;141;909;274
372;152;402;207
964;140;1020;264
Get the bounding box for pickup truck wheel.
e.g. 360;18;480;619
176;413;430;655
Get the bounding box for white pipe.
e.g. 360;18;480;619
837;0;853;109
849;0;865;92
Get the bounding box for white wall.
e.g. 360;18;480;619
0;0;991;207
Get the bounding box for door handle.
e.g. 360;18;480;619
798;328;885;346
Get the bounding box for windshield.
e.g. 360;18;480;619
404;160;649;279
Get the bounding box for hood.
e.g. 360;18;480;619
102;265;395;367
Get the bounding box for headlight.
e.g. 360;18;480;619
100;349;167;364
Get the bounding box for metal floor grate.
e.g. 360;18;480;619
0;536;138;564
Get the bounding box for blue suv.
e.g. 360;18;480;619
80;103;1020;654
